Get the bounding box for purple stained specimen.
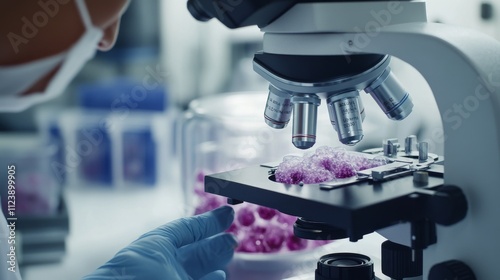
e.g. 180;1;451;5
226;222;238;234
276;213;297;226
257;206;277;220
239;234;266;253
237;207;256;226
286;235;308;251
275;146;386;184
251;225;267;234
194;193;225;215
196;171;205;183
264;225;286;252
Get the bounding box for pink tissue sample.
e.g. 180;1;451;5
275;146;386;184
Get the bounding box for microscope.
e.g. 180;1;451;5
188;0;500;279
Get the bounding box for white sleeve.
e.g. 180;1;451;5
0;203;22;280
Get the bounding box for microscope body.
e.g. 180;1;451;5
188;0;500;278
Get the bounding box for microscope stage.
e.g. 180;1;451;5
205;163;444;241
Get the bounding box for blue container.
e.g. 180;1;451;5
78;78;168;112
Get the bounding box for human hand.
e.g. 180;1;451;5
83;206;237;280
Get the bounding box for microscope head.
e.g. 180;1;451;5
187;0;413;29
187;0;296;28
188;0;414;149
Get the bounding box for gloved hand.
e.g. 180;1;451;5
83;206;237;280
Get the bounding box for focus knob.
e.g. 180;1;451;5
381;240;422;279
315;253;374;280
426;185;468;225
429;260;476;280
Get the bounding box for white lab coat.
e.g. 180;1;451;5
0;201;22;280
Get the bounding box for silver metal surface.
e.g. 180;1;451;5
418;142;429;163
354;148;439;181
358;93;366;121
405;135;418;155
383;138;400;158
365;68;414;120
327;91;364;145
264;84;293;129
413;171;429;185
319;176;368;190
291;94;321;149
357;161;410;181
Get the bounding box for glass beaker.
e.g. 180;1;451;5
180;91;298;212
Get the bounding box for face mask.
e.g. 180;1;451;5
0;0;103;112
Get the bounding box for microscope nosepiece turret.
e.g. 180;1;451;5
255;53;412;149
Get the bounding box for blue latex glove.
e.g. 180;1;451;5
83;206;237;280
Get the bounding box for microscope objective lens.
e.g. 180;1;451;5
264;85;293;129
291;94;321;149
365;68;414;120
327;92;364;146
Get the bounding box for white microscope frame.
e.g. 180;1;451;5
259;1;500;279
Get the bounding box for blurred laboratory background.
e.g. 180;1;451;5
1;0;499;279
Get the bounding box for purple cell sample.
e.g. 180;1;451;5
275;146;386;184
226;222;238;234
194;192;225;215
251;225;267;234
239;234;266;253
286;235;308;251
264;226;286;252
196;171;205;183
276;213;297;226
257;206;277;220
237;207;256;227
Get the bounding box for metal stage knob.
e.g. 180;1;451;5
428;260;476;280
